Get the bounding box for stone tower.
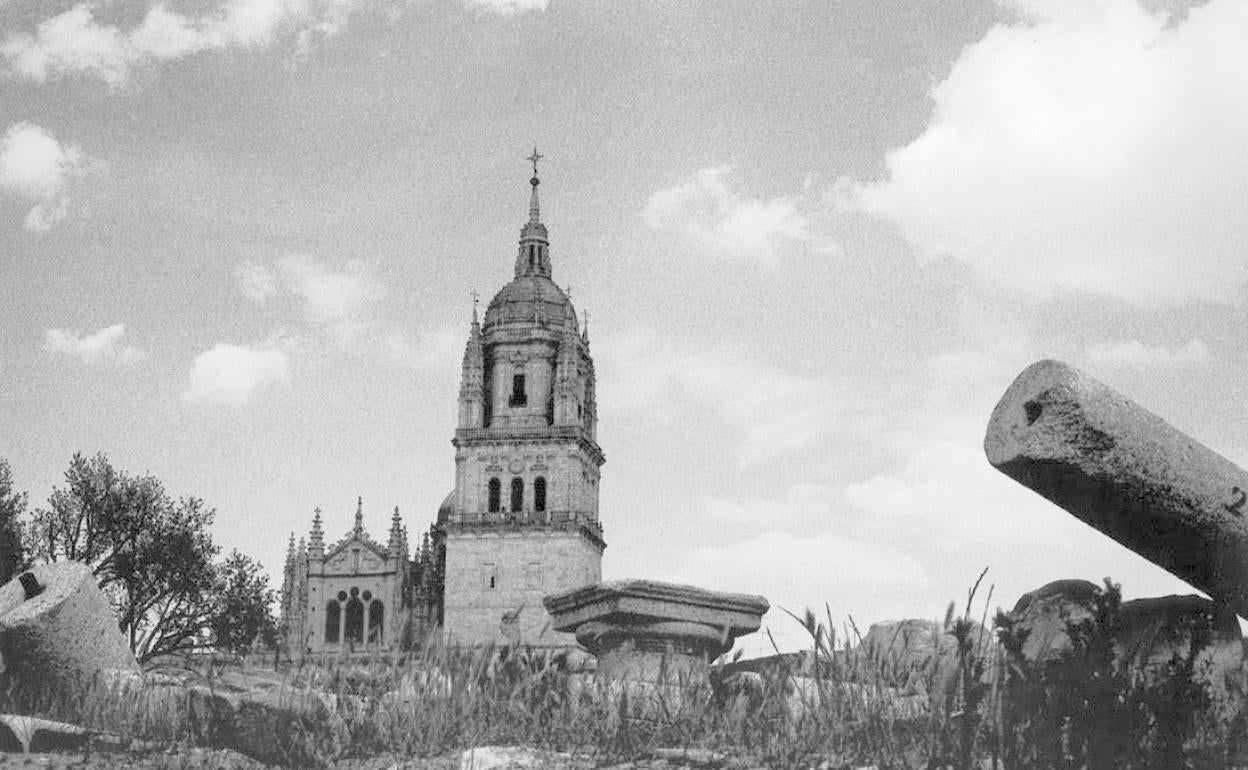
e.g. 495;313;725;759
438;157;605;647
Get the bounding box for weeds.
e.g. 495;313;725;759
1;575;1242;768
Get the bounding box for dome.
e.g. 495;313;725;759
437;490;457;524
482;274;576;332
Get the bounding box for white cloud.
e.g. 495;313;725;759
463;0;547;14
43;323;145;364
1086;338;1212;368
845;0;1248;304
1;0;422;85
0;123;93;232
234;255;383;349
184;343;288;405
600;328;840;467
643;166;834;264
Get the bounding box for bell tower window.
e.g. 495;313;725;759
510;373;527;406
488;478;501;513
534;476;546;512
511;477;524;513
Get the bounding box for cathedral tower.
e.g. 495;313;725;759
438;154;605;647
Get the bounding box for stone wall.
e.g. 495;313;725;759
443;529;600;647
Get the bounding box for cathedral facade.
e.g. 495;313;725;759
280;161;604;654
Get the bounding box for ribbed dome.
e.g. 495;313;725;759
483;275;575;331
437;490;457;524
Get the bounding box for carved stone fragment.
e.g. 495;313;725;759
985;359;1248;616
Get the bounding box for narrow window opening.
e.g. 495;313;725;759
510;374;527;406
511;477;524;513
528;244;535;270
325;601;340;643
488;478;501;513
368;601;384;644
534;476;546;512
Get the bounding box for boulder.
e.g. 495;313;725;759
1001;579;1101;662
185;681;344;766
857;618;994;698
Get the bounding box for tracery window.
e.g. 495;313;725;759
345;596;364;644
368;601;384;644
511;477;523;513
510;374;527;407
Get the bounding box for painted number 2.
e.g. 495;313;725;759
1225;487;1247;518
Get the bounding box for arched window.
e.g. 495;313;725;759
511;477;523;513
534;476;546;512
325;601;340;643
528;244;536;270
510;373;527;407
368;601;384;644
345;598;364;644
488;478;501;513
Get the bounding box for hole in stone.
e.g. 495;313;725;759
19;572;43;600
1024;400;1043;425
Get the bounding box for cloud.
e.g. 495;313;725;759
844;0;1248;304
643;166;834;264
1086;338;1213;368
43;323;145;364
184;343;288;405
0;123;93;232
234;255;382;348
382;327;464;371
1;0;422;85
600;329;840;467
463;0;547;14
702;483;835;526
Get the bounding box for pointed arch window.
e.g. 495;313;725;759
534;477;546;513
488;478;501;513
325;601;340;643
511;477;524;513
345;597;364;644
368;601;384;644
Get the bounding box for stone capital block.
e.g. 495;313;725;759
543;580;769;686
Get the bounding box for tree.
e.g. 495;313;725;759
27;453;220;662
212;550;278;655
0;457;27;585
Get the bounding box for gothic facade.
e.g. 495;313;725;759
280;161;604;654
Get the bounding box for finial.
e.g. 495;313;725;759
354;496;364;531
582;309;590;341
527;146;543;179
526;147;543;225
471;289;480;323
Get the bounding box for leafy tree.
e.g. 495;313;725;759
0;457;28;585
213;550;278;654
27;452;220;662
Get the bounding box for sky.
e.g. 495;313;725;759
3;0;1248;654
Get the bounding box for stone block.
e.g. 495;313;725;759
0;562;138;707
985;359;1248;616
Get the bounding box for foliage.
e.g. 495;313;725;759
0;456;28;585
213;550;279;654
25;452;220;662
994;578;1215;769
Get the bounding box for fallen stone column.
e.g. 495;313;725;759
0;562;139;708
985;359;1248;616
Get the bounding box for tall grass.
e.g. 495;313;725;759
2;577;1244;768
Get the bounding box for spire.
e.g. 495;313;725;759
388;506;403;556
527;146;543;224
516;148;551;278
309;509;324;557
354;496;364;532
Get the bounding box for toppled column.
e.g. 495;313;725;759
0;562;138;706
985;359;1248;616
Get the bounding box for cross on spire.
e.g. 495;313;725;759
527;147;544;178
